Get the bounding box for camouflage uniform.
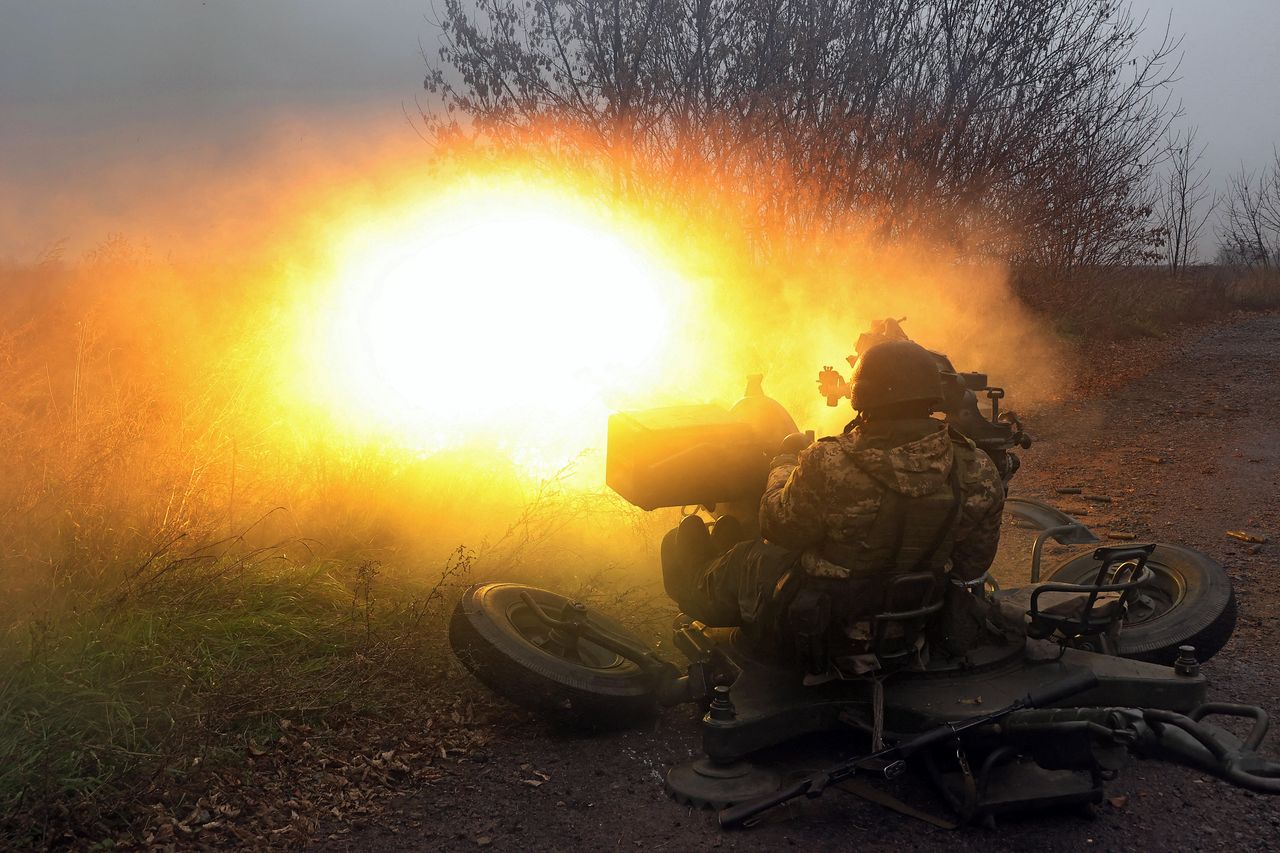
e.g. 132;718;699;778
760;418;1004;581
682;418;1004;656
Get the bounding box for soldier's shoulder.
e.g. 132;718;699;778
798;434;860;475
802;436;847;463
962;450;1004;505
971;447;1001;478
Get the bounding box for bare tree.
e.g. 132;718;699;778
1156;127;1216;275
425;0;1180;269
1217;157;1278;269
1263;148;1280;263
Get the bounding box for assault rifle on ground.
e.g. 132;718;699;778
718;670;1099;829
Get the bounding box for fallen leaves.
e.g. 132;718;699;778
143;796;250;846
124;690;498;848
520;765;553;787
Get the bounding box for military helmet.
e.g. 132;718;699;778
849;339;944;413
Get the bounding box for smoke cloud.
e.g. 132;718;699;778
0;116;1068;620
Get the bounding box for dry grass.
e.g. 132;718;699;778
0;547;458;842
1015;265;1280;339
0;250;665;846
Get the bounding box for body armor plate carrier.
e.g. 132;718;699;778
775;432;978;675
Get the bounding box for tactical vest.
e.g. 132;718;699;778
775;427;981;673
819;427;979;581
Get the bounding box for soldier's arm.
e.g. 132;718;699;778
759;443;829;550
950;454;1005;582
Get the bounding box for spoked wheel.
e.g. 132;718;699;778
449;583;659;730
1047;543;1237;664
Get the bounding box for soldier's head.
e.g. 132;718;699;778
849;339;945;421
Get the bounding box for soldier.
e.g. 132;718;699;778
666;339;1006;673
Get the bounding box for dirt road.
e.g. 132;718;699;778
328;313;1280;852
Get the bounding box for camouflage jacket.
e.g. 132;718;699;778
759;418;1004;581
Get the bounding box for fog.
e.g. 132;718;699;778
2;1;1278;261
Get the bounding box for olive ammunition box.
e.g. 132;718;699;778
606;405;768;511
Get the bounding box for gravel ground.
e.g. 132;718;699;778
322;312;1280;853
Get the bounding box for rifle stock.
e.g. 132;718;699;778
717;776;820;828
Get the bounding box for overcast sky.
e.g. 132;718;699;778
2;0;1278;259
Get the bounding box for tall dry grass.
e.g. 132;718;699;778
0;244;668;844
1015;264;1280;339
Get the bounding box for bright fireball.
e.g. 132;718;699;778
307;179;686;468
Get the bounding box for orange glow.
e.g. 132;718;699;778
0;121;1070;585
265;133;1067;484
292;177;691;473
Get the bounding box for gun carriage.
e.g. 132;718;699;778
450;320;1275;827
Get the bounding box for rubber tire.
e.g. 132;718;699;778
1047;543;1237;665
449;583;658;730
